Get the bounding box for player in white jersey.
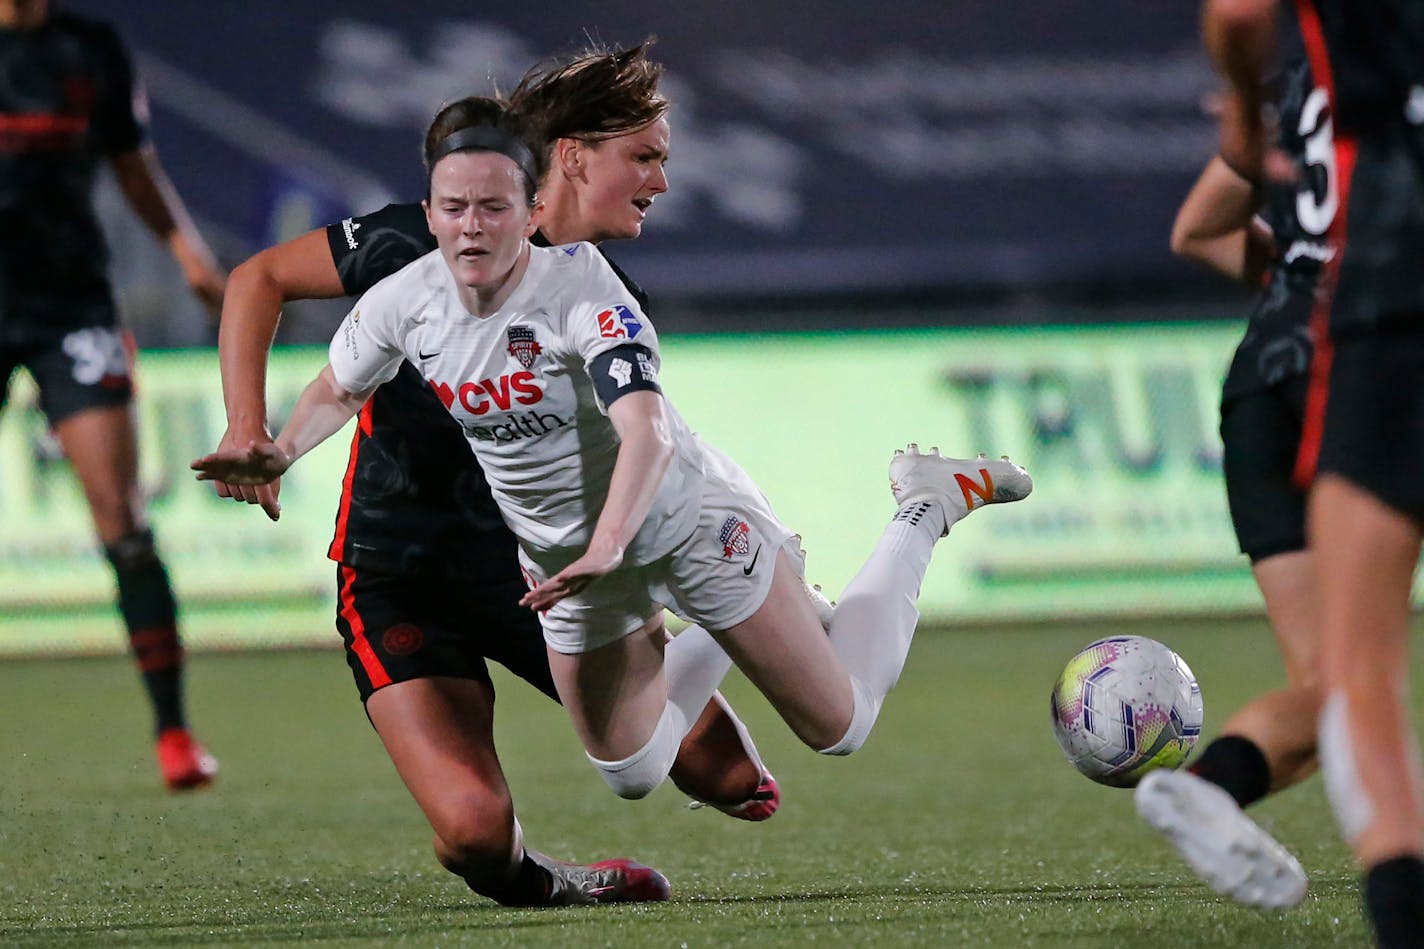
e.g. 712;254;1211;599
195;97;1032;805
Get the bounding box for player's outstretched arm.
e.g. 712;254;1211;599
192;364;371;519
212;230;347;513
520;390;673;611
1171;155;1274;285
109;145;227;314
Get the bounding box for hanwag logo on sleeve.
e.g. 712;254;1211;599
597;304;643;339
717;516;751;558
506;325;543;368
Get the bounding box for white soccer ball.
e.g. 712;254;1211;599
1049;635;1203;788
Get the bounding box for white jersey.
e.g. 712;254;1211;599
328;242;705;565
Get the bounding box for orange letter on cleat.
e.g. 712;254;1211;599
955;468;994;511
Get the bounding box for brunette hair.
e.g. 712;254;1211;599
507;39;668;162
421;96;544;204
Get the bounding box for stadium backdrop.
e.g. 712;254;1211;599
0;325;1267;654
1;2;1282;653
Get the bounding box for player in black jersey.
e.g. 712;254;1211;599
1135;50;1320;909
205;43;780;907
1203;2;1424;944
0;0;225;789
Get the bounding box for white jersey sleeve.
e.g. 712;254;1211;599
559;243;662;413
327;267;415;395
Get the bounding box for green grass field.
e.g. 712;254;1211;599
2;617;1410;947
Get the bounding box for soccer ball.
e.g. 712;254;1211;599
1049;636;1203;788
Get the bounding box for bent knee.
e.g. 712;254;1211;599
814;677;878;757
431;803;517;876
591;759;666;799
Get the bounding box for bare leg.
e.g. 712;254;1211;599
670;694;763;806
548;616;733;799
367;678;524;894
55;405;212;788
53;404;143;543
714;550;855;751
1212;550;1321;792
1311;475;1424;867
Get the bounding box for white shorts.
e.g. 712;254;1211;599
521;447;802;655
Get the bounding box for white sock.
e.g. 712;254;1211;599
586;623;733;798
819;507;941;750
665;623;734;736
587;703;682;798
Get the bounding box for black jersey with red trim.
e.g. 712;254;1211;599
322;201;649;580
0;13;144;304
1294;0;1424;333
1295;0;1424;138
1223;53;1323;400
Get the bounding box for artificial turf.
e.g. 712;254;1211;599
1;617;1401;947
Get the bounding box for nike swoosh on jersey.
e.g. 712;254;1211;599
743;545;762;576
418;350;440;360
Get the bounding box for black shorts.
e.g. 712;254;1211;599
1301;325;1424;521
0;292;133;424
334;563;559;704
1220;377;1309;562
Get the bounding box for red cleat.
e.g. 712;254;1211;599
155;727;218;791
529;851;672;905
690;771;781;822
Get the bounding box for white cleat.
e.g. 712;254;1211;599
1135;769;1307;909
889;445;1032;529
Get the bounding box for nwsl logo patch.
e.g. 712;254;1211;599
506;325;542;369
717;516;751;558
597;304;643;339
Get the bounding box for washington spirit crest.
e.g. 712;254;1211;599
506;325;542;368
717;516;751;558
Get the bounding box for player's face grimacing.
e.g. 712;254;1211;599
423;151;536;298
574;116;670;242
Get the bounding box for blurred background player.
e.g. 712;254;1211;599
1134;42;1319;909
0;0;225;788
206;44;777;907
1200;1;1424;945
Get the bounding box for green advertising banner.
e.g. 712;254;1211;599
0;349;353;655
0;323;1262;655
666;323;1256;626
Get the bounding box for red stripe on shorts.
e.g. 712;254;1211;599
338;563;390;690
327;399;374;562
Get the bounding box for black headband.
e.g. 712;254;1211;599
429;125;539;186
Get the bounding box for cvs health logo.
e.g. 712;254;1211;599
429;371;543;415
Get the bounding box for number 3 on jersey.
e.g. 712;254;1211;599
1296;86;1338;236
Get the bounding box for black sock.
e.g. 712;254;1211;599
479;851;555;907
1187;735;1271;808
104;530;186;734
1364;856;1424;949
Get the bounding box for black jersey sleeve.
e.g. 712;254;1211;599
87;19;145;155
325;202;437;296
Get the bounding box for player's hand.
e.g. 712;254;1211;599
191;441;293;513
519;544;624;611
206;426;284;520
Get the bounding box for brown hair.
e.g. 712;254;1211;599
421;96;544;204
507;39;668;163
